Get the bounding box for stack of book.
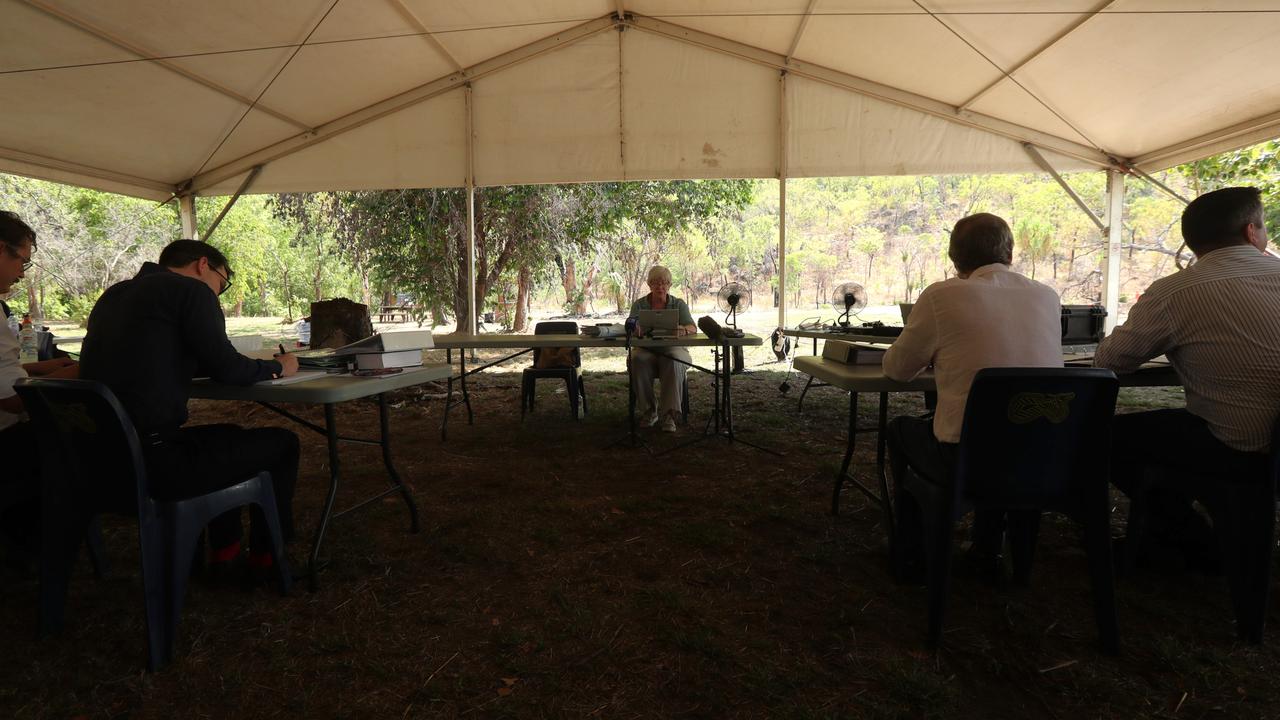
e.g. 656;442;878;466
336;330;434;370
291;330;434;372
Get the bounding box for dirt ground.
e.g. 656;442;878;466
0;347;1277;719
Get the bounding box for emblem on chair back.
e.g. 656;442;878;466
1007;392;1075;425
49;402;97;434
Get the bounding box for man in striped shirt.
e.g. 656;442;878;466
1096;186;1280;567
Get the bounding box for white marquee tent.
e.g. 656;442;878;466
3;1;1280;329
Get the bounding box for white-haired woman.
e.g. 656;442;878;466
629;265;697;433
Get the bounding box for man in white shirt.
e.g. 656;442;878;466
1095;186;1280;568
883;213;1063;576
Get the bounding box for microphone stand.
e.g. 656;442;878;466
603;317;650;453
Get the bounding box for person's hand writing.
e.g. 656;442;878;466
274;352;300;377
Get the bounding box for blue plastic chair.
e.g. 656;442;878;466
15;378;292;671
894;367;1121;654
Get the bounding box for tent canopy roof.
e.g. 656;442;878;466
3;1;1279;201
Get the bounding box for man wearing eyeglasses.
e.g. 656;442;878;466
0;211;78;559
81;239;301;583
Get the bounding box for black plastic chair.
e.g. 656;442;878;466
894;367;1120;654
521;321;587;420
14;378;292;671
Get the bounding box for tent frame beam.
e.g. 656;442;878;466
1133;107;1280;171
1023;143;1105;232
203;166;263;243
20;0;313;133
0;145;173;197
785;0;820;62
1127;165;1191;205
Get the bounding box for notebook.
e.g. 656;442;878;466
638;309;679;337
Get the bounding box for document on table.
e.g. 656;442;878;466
256;371;327;386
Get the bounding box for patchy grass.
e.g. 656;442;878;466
1;346;1278;719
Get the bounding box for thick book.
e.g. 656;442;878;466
335;330;434;356
354;349;423;370
821;340;886;365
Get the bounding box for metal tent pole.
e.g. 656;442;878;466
465;83;478;336
1102;169;1125;334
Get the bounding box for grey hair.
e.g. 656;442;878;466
647;265;673;284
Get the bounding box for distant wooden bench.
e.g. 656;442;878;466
378;305;413;323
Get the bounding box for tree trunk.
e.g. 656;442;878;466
233;299;243;317
514;265;531;332
26;281;39;321
561;258;577;311
576;264;596;315
313;237;324;301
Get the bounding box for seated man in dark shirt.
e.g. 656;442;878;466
80;240;301;578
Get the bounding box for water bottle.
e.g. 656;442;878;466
18;316;37;363
295;320;311;347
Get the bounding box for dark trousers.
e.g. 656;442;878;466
143;424;299;552
0;422;40;550
1112;409;1267;552
887;414;1004;556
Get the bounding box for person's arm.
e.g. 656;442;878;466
882;287;937;381
181;288;285;384
22;357;76;377
676;298;697;336
1094;292;1172;373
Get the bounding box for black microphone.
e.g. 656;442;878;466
697;315;723;341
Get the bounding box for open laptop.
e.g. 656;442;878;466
638;309;679;337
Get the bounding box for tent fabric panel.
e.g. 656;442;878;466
622;29;779;180
404;0;608;68
165;47;298;107
0;1;137;72
786;75;1096;177
198;89;468;196
627;0;812;56
252;35;457;129
472;34;622;186
48;0;331;56
1007;0;1280;159
0;61;255;183
794;2;996;107
201;110;310;174
966;80;1094;149
928;4;1102;73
